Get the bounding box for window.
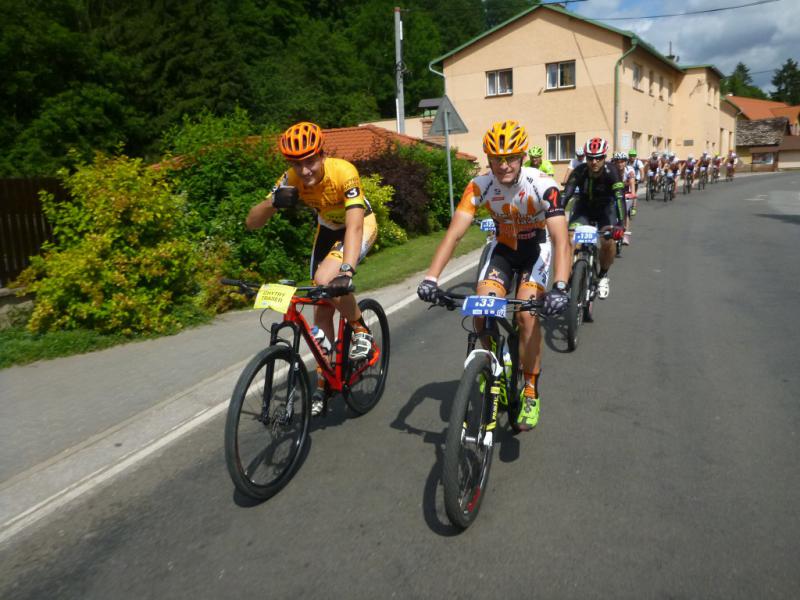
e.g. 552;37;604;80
546;61;576;89
668;82;673;104
666;138;672;152
632;131;641;152
659;76;664;100
633;63;642;90
752;152;774;165
649;70;655;95
486;69;513;96
653;136;662;150
546;133;575;161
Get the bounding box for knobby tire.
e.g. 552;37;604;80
442;352;495;529
224;345;311;501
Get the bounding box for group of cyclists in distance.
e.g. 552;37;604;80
249;118;738;432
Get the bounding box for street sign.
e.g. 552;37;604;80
429;96;468;135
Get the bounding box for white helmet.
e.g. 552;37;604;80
688;154;694;160
575;147;585;158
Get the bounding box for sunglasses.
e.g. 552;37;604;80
588;156;606;162
488;154;524;166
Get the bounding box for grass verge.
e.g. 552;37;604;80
0;227;484;369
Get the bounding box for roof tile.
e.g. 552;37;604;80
726;96;789;120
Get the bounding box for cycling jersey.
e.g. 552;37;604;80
562;162;625;229
684;159;696;172
525;158;555;177
629;159;644;181
275;157;369;229
457;167;564;250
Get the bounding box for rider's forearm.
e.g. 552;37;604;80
342;214;363;268
246;197;276;230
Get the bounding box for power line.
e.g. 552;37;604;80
583;0;780;21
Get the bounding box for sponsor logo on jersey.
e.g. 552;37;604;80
345;186;361;199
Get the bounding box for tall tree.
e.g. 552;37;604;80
721;62;767;99
771;58;800;105
484;0;538;29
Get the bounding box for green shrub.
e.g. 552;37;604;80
354;147;432;235
162;109;316;283
361;174;407;250
395;143;478;230
355;142;477;235
15;153;213;335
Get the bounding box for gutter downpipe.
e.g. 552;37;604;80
429;59;456;216
614;37;638;150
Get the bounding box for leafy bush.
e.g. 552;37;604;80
361;174;407;250
162;109;316;282
354;145;432;235
395;143;477;230
355;142;477;235
15;153;213;335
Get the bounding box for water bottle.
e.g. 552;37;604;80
311;326;332;355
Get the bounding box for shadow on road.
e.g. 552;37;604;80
393;380;522;536
755;213;800;226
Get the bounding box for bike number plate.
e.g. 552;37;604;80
573;228;598;245
479;218;496;232
254;283;297;313
461;295;507;317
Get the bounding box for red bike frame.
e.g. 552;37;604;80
275;296;380;393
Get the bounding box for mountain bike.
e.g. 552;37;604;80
426;290;543;529
663;173;676;202
698;167;707;190
221;278;390;500
683;171;693;195
565;224;614;351
645;172;657;201
711;166;720;184
725;164;734;182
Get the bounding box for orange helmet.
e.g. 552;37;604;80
279;122;323;160
482;120;529;156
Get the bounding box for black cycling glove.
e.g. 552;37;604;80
417;278;440;303
541;288;569;317
272;186;299;209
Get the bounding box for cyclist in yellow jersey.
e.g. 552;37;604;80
246;122;378;415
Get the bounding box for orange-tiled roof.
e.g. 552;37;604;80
770;105;800;123
322;124;477;162
726;95;789;120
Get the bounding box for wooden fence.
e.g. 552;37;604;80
0;178;63;287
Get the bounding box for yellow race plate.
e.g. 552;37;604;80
254;283;297;313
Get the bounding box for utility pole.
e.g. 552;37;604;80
394;7;405;134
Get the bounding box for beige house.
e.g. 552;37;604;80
411;4;737;181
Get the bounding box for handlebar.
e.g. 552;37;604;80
428;290;543;315
220;278;354;300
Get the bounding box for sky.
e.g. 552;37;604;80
569;0;800;93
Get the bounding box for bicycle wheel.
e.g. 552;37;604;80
442;351;495;529
566;259;588;351
344;298;390;415
224;345;311;500
663;181;669;202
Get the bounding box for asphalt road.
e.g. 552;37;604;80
2;172;799;599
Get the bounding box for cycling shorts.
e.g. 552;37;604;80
310;212;377;280
477;238;551;295
568;201;618;230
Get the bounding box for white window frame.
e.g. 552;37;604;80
486;69;513;97
546;61;576;90
546;133;575;161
